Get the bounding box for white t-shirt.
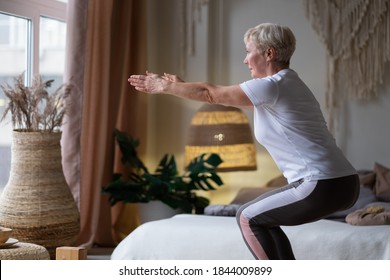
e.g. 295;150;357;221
240;69;356;183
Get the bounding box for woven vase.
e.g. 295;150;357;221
0;130;80;259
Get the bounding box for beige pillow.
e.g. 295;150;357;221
265;175;288;187
374;163;390;201
230;176;287;205
229;187;275;205
358;171;376;190
346;206;390;226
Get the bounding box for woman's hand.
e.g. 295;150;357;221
128;71;169;94
162;73;184;83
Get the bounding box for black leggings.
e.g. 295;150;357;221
236;174;360;260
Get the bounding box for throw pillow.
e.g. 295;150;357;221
265;175;288;187
374;162;390;202
346;206;390;226
229;186;280;205
204;204;241;216
358;170;376;190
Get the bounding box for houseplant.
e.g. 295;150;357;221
102;129;224;215
0;73;80;258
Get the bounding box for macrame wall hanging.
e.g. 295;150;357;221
304;0;390;131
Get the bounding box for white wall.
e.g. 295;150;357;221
146;0;390;203
337;63;390;170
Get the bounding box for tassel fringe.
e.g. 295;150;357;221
304;0;390;131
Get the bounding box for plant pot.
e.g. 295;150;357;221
137;201;183;224
0;130;80;259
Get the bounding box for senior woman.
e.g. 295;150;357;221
128;23;359;260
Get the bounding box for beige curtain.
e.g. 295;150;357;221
62;0;148;247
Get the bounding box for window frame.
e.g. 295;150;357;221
0;0;67;82
0;0;67;189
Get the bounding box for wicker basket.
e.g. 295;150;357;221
0;130;80;259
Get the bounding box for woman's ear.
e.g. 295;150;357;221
266;47;276;61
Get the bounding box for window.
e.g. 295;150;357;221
0;0;67;190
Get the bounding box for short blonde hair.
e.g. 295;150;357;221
244;23;296;67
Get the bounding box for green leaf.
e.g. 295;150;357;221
102;176;150;205
187;153;223;173
154;154;178;182
142;173;173;196
114;129;149;173
186;153;224;191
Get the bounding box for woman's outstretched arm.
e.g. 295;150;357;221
128;71;252;108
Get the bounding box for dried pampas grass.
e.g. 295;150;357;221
0;73;71;132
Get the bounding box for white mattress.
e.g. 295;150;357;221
111;214;390;260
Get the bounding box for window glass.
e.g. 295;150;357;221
0;13;29;188
40;16;66;88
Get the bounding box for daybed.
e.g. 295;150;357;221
111;163;390;260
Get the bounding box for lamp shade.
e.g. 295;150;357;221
185;104;257;172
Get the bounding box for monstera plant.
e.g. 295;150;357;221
102;129;224;214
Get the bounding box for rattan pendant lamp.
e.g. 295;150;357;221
185;104;257;172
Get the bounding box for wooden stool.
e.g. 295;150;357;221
0;242;50;260
56;246;87;260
